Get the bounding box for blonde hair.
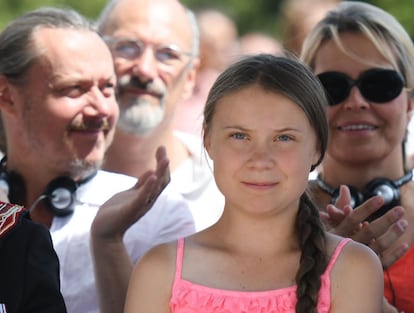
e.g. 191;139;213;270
300;1;414;89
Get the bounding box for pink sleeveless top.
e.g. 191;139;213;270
170;237;350;313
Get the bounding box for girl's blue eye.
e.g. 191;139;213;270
231;132;246;140
277;134;292;141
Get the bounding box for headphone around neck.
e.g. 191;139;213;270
0;157;95;217
316;171;413;222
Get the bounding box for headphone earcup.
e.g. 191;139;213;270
1;170;26;205
43;176;77;217
364;178;400;222
331;185;364;209
365;178;399;206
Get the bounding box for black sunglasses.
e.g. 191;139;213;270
317;68;405;106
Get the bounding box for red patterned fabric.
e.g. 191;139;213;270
0;202;26;238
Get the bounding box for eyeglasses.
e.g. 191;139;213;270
316;69;405;106
103;36;193;65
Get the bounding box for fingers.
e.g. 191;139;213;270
155;146;170;187
351;206;408;268
353;206;405;245
334;185;352;210
325;204;347;224
325;186;410;269
379;242;409;269
135;145;170;195
350;196;385;222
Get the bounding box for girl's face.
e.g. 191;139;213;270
313;32;412;166
204;84;320;216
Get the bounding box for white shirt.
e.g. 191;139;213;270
50;170;195;313
173;131;224;231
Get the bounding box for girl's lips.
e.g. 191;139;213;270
242;181;278;190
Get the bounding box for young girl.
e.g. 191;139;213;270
123;54;383;313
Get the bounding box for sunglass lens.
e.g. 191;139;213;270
359;69;404;103
317;72;351;106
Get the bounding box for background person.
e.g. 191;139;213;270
97;0;224;232
0;201;67;313
301;2;414;312
173;7;239;136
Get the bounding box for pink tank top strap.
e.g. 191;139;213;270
174;238;185;282
325;238;351;272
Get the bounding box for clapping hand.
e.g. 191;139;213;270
320;185;409;268
92;146;171;240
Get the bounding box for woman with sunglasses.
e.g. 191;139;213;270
301;2;414;312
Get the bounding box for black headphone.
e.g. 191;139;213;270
316;171;413;221
0;157;95;217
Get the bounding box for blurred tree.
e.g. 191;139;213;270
181;0;283;38
367;0;414;39
0;0;413;41
0;0;107;30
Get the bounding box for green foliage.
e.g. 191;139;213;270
0;0;413;40
366;0;414;39
182;0;414;40
181;0;282;37
0;0;107;30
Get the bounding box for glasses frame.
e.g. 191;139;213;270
102;35;194;66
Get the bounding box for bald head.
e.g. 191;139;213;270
97;0;198;56
196;8;238;71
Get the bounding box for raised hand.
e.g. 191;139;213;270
91;146;170;240
320;185;408;268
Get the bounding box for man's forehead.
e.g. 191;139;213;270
30;28;114;80
107;0;192;45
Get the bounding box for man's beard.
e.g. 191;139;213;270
69;157;101;180
116;75;167;135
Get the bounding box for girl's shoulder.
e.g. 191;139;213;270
324;235;383;312
325;233;379;264
327;234;382;280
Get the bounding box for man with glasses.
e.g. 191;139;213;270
91;0;224;312
97;0;224;232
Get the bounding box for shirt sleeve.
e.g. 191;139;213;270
22;219;67;313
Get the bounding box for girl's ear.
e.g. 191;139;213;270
311;150;322;172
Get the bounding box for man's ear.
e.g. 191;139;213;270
0;75;17;114
407;90;414;113
203;132;213;159
181;57;200;100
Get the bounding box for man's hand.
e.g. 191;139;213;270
91;146;171;241
90;146;171;313
320;185;409;268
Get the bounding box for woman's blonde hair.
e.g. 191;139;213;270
300;1;414;89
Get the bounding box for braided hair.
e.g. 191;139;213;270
203;54;329;312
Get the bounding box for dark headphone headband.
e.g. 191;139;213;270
316;171;413;221
0;157;96;216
